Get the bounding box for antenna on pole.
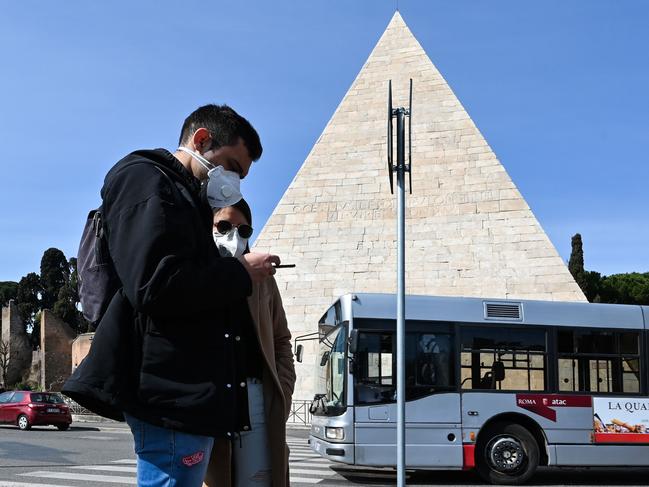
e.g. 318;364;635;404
385;79;414;487
387;80;394;194
408;78;413;194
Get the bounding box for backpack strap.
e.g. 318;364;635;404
152;165;198;209
92;208;104;238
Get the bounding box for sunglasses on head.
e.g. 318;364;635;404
214;220;253;239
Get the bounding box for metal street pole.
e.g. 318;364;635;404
386;79;412;487
395;106;407;487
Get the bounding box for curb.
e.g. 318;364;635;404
72;414;119;423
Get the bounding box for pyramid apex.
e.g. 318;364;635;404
378;10;418;53
388;10;406;27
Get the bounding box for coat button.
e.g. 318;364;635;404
224;333;230;338
227;432;232;437
235;336;241;341
243;425;250;431
240;382;246;388
226;384;232;388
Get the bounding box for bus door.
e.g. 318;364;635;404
351;327;463;468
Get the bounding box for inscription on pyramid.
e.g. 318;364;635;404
253;12;585;398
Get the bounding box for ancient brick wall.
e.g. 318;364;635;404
1;300;32;387
40;310;76;391
72;333;94;371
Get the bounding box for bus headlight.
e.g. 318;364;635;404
325;427;344;440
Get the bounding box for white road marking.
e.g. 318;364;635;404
7;457;405;487
94;427;131;434
340;470;400;479
18;471;136;484
69;465;137;473
0;482;76;487
290;467;336;476
288;477;322;484
291;457;330;462
77;436;116;440
290;455;329;460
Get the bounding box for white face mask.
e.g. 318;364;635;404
177;146;243;208
213;229;248;258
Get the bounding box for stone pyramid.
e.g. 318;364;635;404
253;12;585;398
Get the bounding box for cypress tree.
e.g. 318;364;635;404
568;233;587;294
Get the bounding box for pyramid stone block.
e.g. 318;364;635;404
253;12;585;400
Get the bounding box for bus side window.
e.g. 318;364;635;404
354;328;455;405
410;333;453;389
557;330;641;394
460;326;547;392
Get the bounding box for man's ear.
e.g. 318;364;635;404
191;128;211;153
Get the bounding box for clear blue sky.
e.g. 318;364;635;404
0;0;647;282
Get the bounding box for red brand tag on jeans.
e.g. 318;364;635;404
182;451;204;467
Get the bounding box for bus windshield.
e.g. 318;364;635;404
314;323;347;416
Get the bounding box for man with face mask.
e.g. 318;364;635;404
63;104;279;487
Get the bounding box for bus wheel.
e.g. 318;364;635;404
476;423;539;485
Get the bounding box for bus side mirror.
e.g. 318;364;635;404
492;361;505;382
295;344;304;363
320;350;331;366
349;329;359;354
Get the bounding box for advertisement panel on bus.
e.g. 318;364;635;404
593;397;649;443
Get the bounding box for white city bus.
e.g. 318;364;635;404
306;293;649;484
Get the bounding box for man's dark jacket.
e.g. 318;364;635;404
63;149;254;437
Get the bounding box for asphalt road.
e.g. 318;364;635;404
1;421;649;486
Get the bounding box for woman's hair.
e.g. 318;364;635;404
199;183;252;225
230;198;252;226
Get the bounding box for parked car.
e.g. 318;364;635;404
0;391;72;430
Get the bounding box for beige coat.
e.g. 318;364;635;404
204;276;296;487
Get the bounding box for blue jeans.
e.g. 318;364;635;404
124;413;214;487
232;378;271;486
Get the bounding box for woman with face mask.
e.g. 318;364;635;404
204;197;296;487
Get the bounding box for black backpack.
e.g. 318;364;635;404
76;163;194;327
77;207;120;327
